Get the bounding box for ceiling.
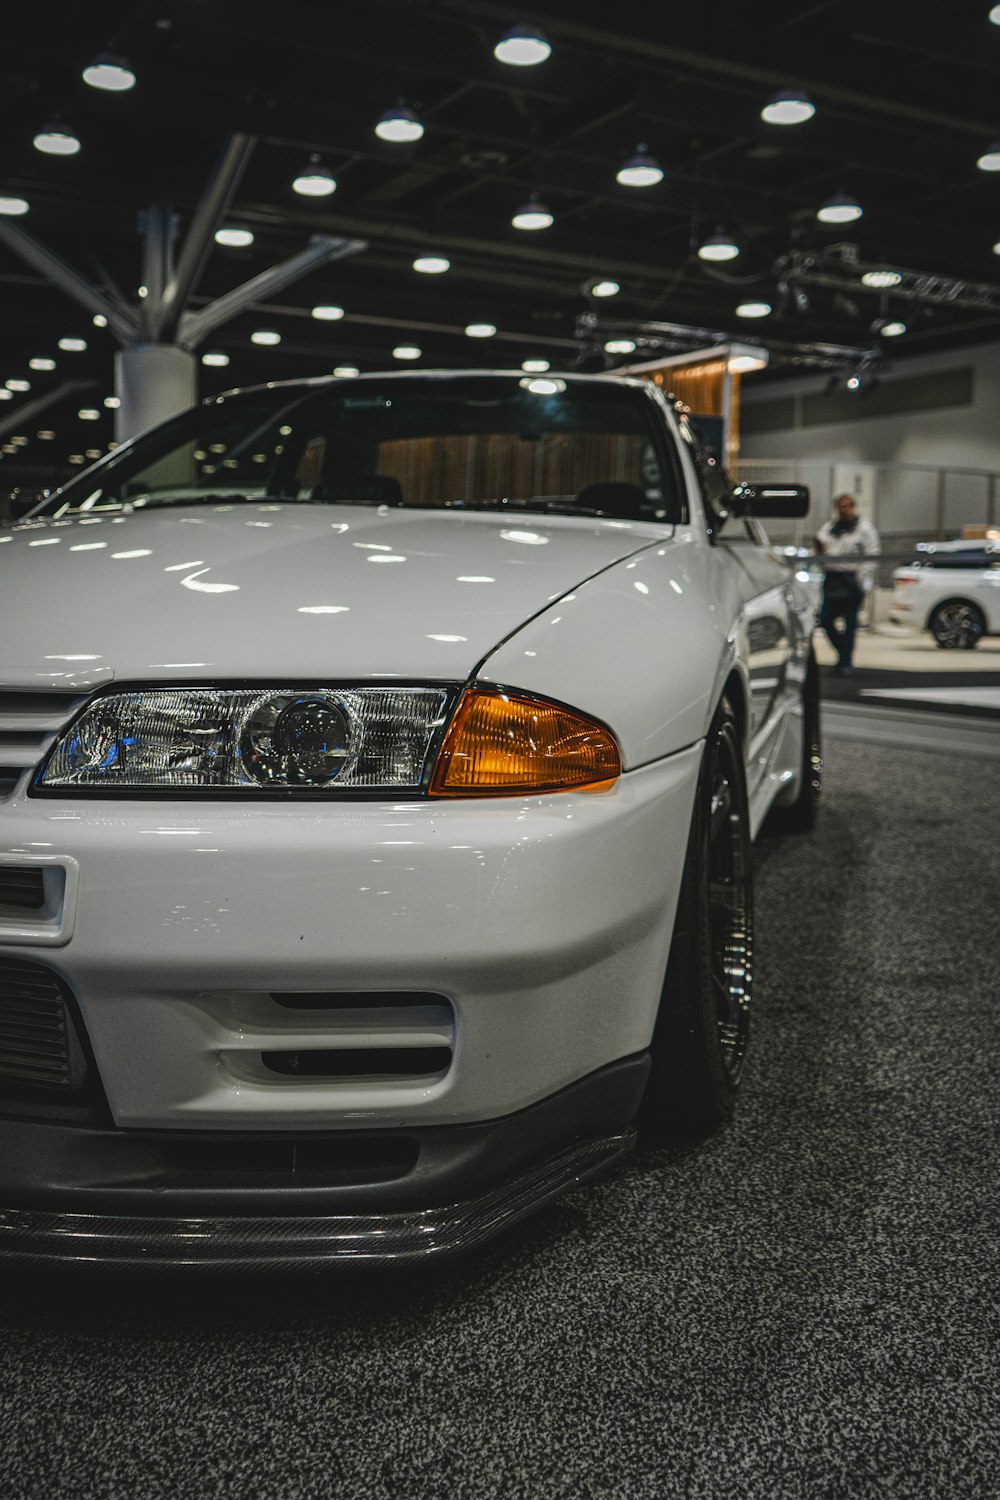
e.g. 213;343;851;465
3;0;1000;486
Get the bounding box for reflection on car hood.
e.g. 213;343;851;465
1;503;669;685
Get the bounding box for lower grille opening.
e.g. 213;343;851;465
0;957;108;1123
0;867;46;911
270;991;448;1011
262;1047;452;1078
144;1134;419;1185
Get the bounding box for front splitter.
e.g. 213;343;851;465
0;1129;635;1270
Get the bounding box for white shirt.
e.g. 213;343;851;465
816;516;880;593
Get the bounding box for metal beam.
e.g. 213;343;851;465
177;236;367;349
0;221;137;344
0;380;98;442
154;132;257;342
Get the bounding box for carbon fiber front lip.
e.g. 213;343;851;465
0;1130;635;1269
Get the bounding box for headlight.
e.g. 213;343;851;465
35;686;453;793
34;684;621;797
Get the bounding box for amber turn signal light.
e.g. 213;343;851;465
429;687;621;796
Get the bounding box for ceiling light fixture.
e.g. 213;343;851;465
698;227;741;262
736;301;772;318
333;366;360;377
292;158;337;197
5;379;30;391
78;409;101;421
761;88;815;125
36;430;55;440
465;323;497;338
33;123;81;156
375;101;424;143
0;196;29;216
991;4;1000;20
0;392;11;402
251;330;281;345
29;358;56;371
392;345;421;360
82;53;136;91
880;321;907;337
591;279;621;297
201;353;230;366
104;396;120;409
604;339;636;354
977;141;1000;171
58;337;87;352
616;144;663;188
522;359;550;372
494;23;551;66
861;269;902;288
817;190;863;224
93;314;108;328
512;195;553;230
413;256;450;274
214;227;254;247
311;305;345;321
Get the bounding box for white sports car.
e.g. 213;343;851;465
891;539;1000;647
0;370;818;1268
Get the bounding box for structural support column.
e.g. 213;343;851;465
114;345;197;443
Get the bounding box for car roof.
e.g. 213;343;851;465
208;368;656;405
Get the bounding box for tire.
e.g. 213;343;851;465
929;599;985;649
639;696;753;1143
769;649;822;834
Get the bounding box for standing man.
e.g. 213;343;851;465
815;493;880;675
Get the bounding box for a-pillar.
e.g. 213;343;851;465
114;343;197;444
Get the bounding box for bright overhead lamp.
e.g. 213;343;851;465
817;190;862;224
78;409;101;421
512;196;553;230
104;396;120;409
251;330;281;345
29;358;56;371
522;359;550;372
33;123;81;156
861;269;902;288
465;323;496;338
201;352;230;367
0;196;29;216
58;337;87;352
0;391;12;402
82;53;136;91
880;321;906;337
991;4;1000;20
591;279;620;297
36;430;55;440
5;379;30;392
761;89;815;126
977;141;1000;171
68;455;85;464
616;145;663;188
604;339;636;354
93;314;108;328
214;227;254;247
413;255;450;274
311;304;345;321
728;352;769;373
375;101;424;143
392;345;421;360
494;23;551;66
698;227;740;262
333;365;360;377
292;159;337;197
736;301;771;318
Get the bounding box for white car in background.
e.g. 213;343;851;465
0;370;817;1268
891;539;1000;647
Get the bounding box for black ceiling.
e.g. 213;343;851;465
3;0;1000;484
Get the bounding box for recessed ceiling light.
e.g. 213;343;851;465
78;409;101;421
522;359;550;372
494;23;551;66
29;358;56;371
861;270;902;288
605;339;636;353
728;353;769;373
880;321;907;337
311;305;345;321
251;330;281;345
5;379;30;391
36;430;56;440
93;314;108;328
392;345;421;360
0;196;29;216
413;256;450;274
34;123;81;156
512;196;553;230
201;352;230;366
991;4;1000;20
215;227;254;247
85;448;102;458
0;391;12;402
736;301;772;318
68;455;85;464
82;53;136;91
616;145;663;188
761;89;815;125
333;365;360;377
698;228;741;262
58;337;87;352
817;191;862;224
104;396;120;409
292;160;336;197
977;141;1000;171
465;323;496;338
375;102;424;143
591;279;621;297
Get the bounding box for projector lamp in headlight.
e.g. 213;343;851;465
241;693;354;785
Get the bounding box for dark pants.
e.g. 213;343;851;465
820;575;863;668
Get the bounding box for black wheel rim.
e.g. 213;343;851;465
934;603;982;648
707;729;753;1081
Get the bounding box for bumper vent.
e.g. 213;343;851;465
248;991;456;1087
0;957;104;1121
0;866;46;911
0;690;88;800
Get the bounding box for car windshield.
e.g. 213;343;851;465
38;374;679;524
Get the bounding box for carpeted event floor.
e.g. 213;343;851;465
1;735;997;1500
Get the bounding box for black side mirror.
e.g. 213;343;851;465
3;489;43;523
731;482;809;519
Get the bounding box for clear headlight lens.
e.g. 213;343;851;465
37;687;453;792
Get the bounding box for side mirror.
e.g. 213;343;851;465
732;482;809;519
3;489;43;523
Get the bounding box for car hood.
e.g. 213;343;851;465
1;504;667;686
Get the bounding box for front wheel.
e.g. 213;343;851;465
929;599;985;649
639;697;754;1142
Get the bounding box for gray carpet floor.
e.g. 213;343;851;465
1;736;998;1500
